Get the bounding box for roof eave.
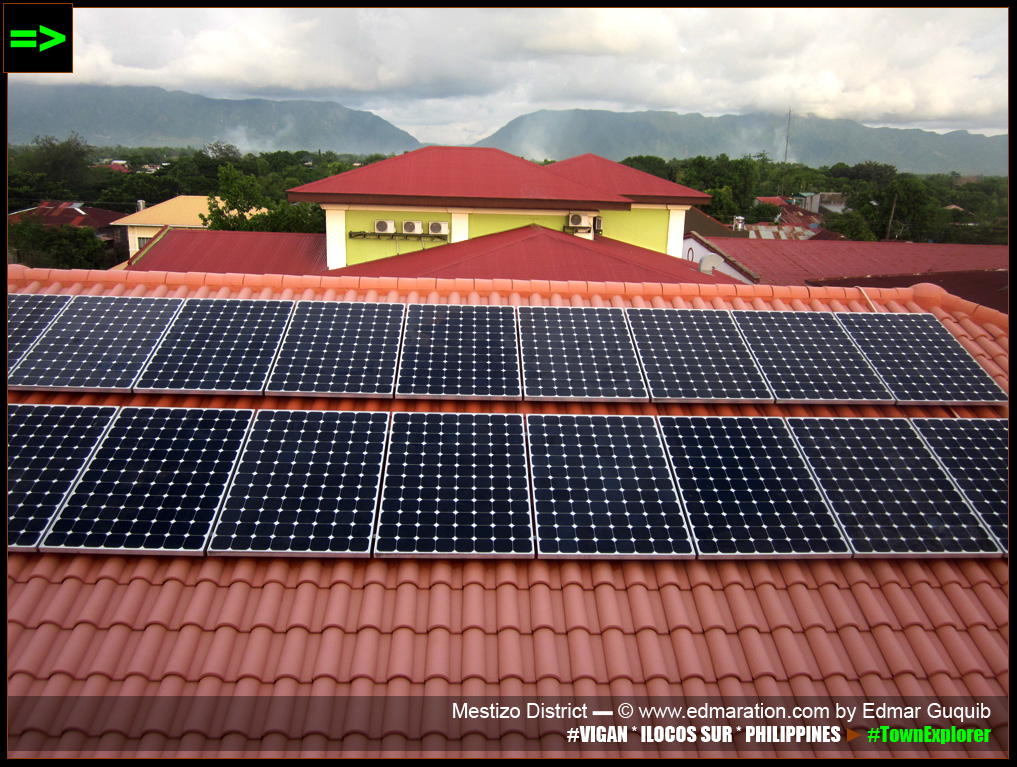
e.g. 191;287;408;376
286;192;632;211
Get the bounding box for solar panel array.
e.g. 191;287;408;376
40;408;254;554
7;294;71;371
838;312;1008;405
733;311;893;403
136;299;293;393
518;306;648;401
209;410;389;556
267;302;404;397
7;404;117;549
659;417;850;557
375;412;533;556
8;296;182;391
396;305;521;399
6;295;1007;407
7;401;1006;559
787;418;1000;557
528;415;693;557
913;418;1008;550
627;308;772;402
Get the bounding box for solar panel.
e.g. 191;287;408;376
913;418;1008;550
7;296;183;391
733;311;892;404
658;416;850;557
627;308;772;402
267;302;405;397
787;418;1000;557
7;293;71;372
135;298;293;394
837;312;1008;405
518;306;648;401
395;304;521;399
208;410;389;556
40;407;254;554
375;412;533;557
527;414;694;558
7;404;118;549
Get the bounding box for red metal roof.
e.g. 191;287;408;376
125;229;328;275
545;154;712;204
8;201;124;230
6;263;1009;757
288;146;633;210
699;237;1009;287
327;225;739;285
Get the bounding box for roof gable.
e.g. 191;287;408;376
547;153;712;204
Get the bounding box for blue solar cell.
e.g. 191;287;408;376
7;404;118;549
528;414;694;557
209;410;389;556
838;312;1008;405
267;302;405;397
375;412;533;557
8;296;182;391
788;418;1000;557
658;416;850;557
135;298;293;393
40;407;253;554
7;293;71;372
518;306;648;401
396;304;521;399
913;418;1008;551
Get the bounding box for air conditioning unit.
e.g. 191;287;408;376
568;213;593;228
402;220;424;235
429;221;449;236
374;219;395;234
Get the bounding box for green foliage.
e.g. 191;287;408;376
620;155;671;180
7;172;74;212
203;164;325;234
823;211;877;241
94;172;184;214
9;217;108;269
745;202;781;224
247;203;326;234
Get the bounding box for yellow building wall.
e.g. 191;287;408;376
468;213;567;239
598;208;669;252
345;210;452;265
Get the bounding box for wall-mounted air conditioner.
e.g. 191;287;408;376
403;220;424;235
429;221;449;235
568;213;593;228
375;219;395;233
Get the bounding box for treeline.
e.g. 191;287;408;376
620;153;1008;244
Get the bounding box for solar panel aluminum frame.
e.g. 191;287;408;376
38;406;257;556
7;296;186;393
786;417;1002;559
206;410;391;558
835;312;1009;407
265;301;407;399
7;293;73;373
657;415;853;560
732;309;894;405
518;305;650;402
8;403;120;552
133;298;296;395
911;417;1009;552
626;308;774;404
394;304;523;401
373;412;536;559
526;414;696;560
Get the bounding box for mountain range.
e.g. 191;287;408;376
7;84;1007;175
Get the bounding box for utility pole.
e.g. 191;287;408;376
779;109;791;197
885;193;898;240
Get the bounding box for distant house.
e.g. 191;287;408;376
8;201;127;262
287;146;712;270
112;195;223;256
91;160;131;174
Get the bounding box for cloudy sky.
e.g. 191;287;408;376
11;8;1008;144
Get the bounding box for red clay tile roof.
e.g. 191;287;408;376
125;229;328;275
326;225;740;285
6;264;1009;757
287;146;633;210
698;237;1009;287
545;154;712;205
8;201;124;230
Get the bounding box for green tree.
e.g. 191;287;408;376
9;217;108;269
7;172;74;212
621;155;671;180
823;211;877;241
201;164;266;230
745;202;781;224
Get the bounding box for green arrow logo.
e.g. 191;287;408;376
9;25;66;51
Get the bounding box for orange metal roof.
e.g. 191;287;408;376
6;264;1009;757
